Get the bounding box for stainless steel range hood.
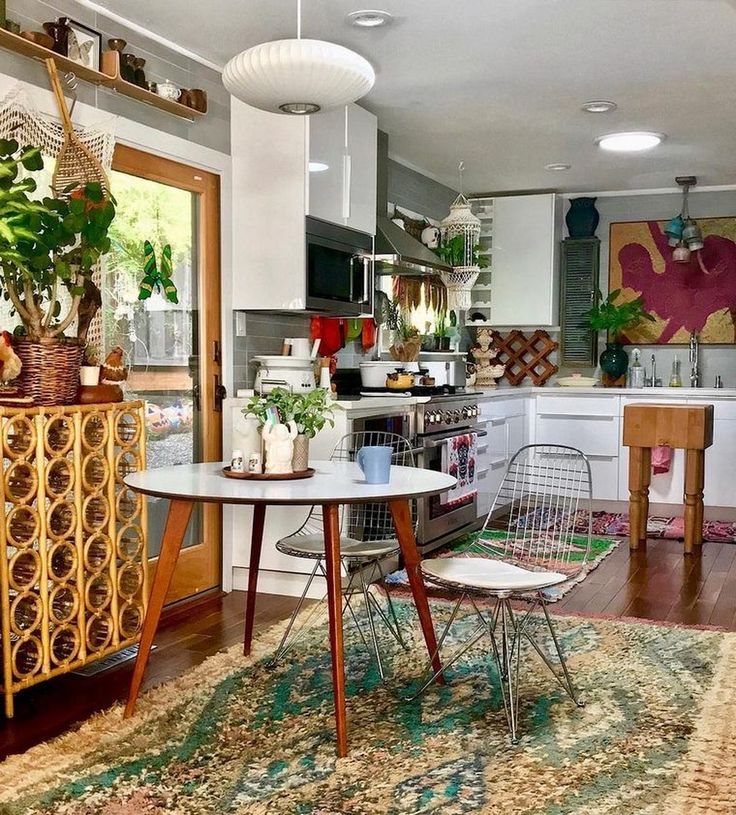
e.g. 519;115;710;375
374;131;450;277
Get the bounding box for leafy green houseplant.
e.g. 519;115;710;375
583;289;656;380
434;234;490;269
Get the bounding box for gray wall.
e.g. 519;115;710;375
581;189;736;386
3;0;229;153
387;158;457;222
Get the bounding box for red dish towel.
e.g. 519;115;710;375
440;433;478;507
652;446;672;475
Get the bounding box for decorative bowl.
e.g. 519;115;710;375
556;375;599;388
21;31;54;50
156;79;181;101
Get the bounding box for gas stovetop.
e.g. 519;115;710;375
358;385;476;399
416;392;483;434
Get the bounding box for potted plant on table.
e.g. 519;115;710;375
583;289;656;381
244;388;334;473
0;140;116;404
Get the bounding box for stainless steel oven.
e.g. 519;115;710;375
306;217;373;316
349;406;416;445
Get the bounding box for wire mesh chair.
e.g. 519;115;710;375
271;431;418;678
417;443;593;743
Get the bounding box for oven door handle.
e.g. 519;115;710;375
422;429;487;448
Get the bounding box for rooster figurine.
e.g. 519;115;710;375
0;331;22;385
101;346;128;385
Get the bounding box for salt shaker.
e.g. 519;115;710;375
231;449;244;473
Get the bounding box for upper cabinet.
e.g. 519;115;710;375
307;104;377;236
490;193;562;327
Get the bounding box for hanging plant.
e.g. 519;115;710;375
138;240;179;304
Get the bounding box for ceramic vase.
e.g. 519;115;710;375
566;197;600;238
79;365;100;386
600;342;629;379
292;434;310;472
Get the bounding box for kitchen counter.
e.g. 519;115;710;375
332;395;432;411
475;386;736;399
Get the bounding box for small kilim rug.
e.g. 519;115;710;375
3;600;735;814
384;529;620;602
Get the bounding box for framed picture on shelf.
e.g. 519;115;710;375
66;19;101;71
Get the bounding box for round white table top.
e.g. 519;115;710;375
125;461;457;506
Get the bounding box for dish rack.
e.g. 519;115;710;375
0;401;148;717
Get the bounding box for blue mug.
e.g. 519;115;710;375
356;445;392;484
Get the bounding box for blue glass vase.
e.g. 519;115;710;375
566;197;600;238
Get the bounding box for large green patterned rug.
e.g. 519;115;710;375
2;598;736;814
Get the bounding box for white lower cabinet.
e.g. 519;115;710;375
702;419;736;507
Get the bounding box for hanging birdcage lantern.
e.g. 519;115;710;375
439;164;482;310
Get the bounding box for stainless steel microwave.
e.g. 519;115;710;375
305;216;373;316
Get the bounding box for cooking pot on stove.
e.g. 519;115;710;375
386;369;415;390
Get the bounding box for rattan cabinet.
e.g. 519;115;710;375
0;401;148;717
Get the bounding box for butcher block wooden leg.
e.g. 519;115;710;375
125;498;194;718
243;504;266;656
628;446;645;551
322;503;348;757
389;498;444;683
684;449;705;554
639;447;651;543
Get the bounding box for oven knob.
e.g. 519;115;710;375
444;411;452;424
453;409;461;423
427;412;436;425
462;407;469;419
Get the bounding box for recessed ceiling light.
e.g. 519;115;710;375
545;163;571;171
309;161;329;172
582;100;617;114
347;9;393;27
596;131;665;152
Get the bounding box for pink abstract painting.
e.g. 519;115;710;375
609;217;736;344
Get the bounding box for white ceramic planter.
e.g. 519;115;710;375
80;366;100;386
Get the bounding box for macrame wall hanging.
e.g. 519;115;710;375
0;79;117;349
439;161;482;311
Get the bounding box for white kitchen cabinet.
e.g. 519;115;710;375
702;420;736;507
490;193;562;326
230;99;377;310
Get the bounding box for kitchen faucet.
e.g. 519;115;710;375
689;331;700;388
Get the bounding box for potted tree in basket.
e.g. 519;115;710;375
583;289;656;381
0;140;116;404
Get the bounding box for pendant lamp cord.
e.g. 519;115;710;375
297;0;302;39
458;161;465;195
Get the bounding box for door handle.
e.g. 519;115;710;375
192;383;201;412
214;375;227;412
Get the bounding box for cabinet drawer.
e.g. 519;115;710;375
588;456;619;501
688;396;736;421
536;414;620;457
536;394;618;417
478;396;528;419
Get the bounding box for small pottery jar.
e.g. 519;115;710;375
120;53;136;83
292;434;310;473
107;38;126;52
133;57;146;87
42;18;70;56
179;89;193;107
565;197;600;238
187;88;207;112
599;342;629;380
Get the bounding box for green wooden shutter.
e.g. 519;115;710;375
560;238;600;366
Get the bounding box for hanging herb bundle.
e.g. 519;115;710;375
138;240;178;304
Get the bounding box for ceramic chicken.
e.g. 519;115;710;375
0;331;22;383
101;346;128;384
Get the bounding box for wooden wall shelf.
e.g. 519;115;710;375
0;28;206;122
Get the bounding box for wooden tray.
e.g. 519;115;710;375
222;466;315;481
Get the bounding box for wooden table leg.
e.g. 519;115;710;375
322;503;348;757
243;504;266;656
639;447;651;543
124;498;194;718
388;499;444;683
684;449;705;554
628;446;644;551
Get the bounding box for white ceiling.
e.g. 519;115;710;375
92;0;736;194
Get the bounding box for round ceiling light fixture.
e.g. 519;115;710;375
596;131;665;152
581;100;617;113
545;162;571;171
223;0;375;115
347;9;393;27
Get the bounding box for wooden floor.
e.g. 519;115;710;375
2;536;735;760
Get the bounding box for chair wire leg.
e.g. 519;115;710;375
359;565;386;680
269;559;322;665
540;598;583;707
374;558;408;650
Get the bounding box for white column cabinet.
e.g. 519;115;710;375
490;193;562;327
307;106;346;227
345;104;378;235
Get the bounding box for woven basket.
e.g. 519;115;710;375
16;339;84;406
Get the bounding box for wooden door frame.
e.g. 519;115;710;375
112;144;223;602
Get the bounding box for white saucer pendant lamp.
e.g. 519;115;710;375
222;0;375;114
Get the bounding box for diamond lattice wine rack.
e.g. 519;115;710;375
0;401;148;716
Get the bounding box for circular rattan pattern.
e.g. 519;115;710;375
49;584;79;625
82;494;110;534
115;450;141;484
116;488;140;523
117;562;143;600
84;533;112;572
114;411;141;447
82;453;109;493
45;457;74;499
47;500;77;540
2;415;36;458
117;523;144;561
85;572;113;612
119;602;143;639
81;412;108;452
48;540;77;581
5;460;38;504
6;505;40;548
50;624;80;665
12;635;42;678
44;415;74;456
10;591;42;635
85;612;113;652
9;548;41;591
